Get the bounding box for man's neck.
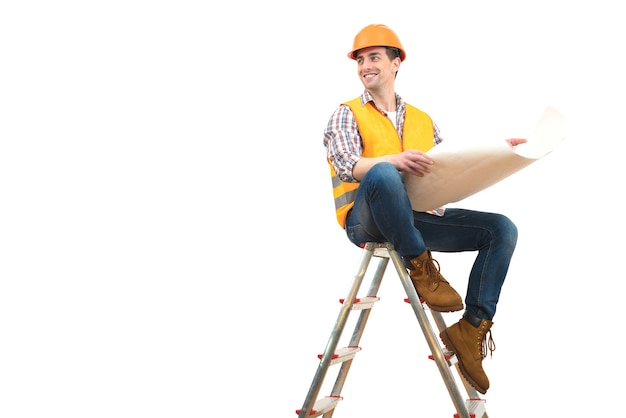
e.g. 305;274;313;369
368;89;397;113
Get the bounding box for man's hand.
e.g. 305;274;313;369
506;138;527;147
392;149;434;177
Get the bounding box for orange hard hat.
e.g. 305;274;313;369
348;24;406;61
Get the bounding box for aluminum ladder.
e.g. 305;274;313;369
295;242;488;418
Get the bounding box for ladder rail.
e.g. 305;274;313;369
324;247;389;417
297;244;376;418
344;248;388;353
430;310;489;418
385;244;472;418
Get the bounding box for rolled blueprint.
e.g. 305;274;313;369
403;106;566;212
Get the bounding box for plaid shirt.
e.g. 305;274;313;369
323;90;443;183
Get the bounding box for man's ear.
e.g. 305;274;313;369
393;57;401;73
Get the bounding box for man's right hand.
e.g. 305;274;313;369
392;149;434;177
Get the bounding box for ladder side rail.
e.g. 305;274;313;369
430;311;479;399
430;311;488;417
386;245;471;418
297;244;376;418
346;250;389;348
361;243;389;304
325;251;390;411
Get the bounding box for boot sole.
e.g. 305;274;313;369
426;303;463;312
440;330;488;395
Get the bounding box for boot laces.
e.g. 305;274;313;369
425;256;446;284
480;329;496;359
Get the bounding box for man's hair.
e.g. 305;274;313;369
385;47;401;61
386;47;401;78
352;46;402;61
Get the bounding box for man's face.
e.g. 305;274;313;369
355;46;399;91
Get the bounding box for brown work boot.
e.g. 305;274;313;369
408;249;463;312
440;314;495;394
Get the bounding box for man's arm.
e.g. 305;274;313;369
352;151;434;181
325;105;441;182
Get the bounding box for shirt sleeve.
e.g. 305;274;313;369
323;105;362;183
433;122;444;145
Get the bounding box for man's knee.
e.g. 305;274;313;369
495;214;518;247
365;162;402;185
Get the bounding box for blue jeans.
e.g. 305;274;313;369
344;162;518;320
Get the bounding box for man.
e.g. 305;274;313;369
323;24;526;394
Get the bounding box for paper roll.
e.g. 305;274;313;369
403;106;566;212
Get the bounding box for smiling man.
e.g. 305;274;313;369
323;23;526;394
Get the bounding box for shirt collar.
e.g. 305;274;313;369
360;90;406;113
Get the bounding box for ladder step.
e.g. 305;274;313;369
296;396;343;417
404;297;426;305
372;247;390;258
339;296;380;310
453;397;486;418
318;346;362;365
428;351;459;366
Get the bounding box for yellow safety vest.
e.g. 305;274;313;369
330;97;435;227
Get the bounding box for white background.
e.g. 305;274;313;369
1;1;624;417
